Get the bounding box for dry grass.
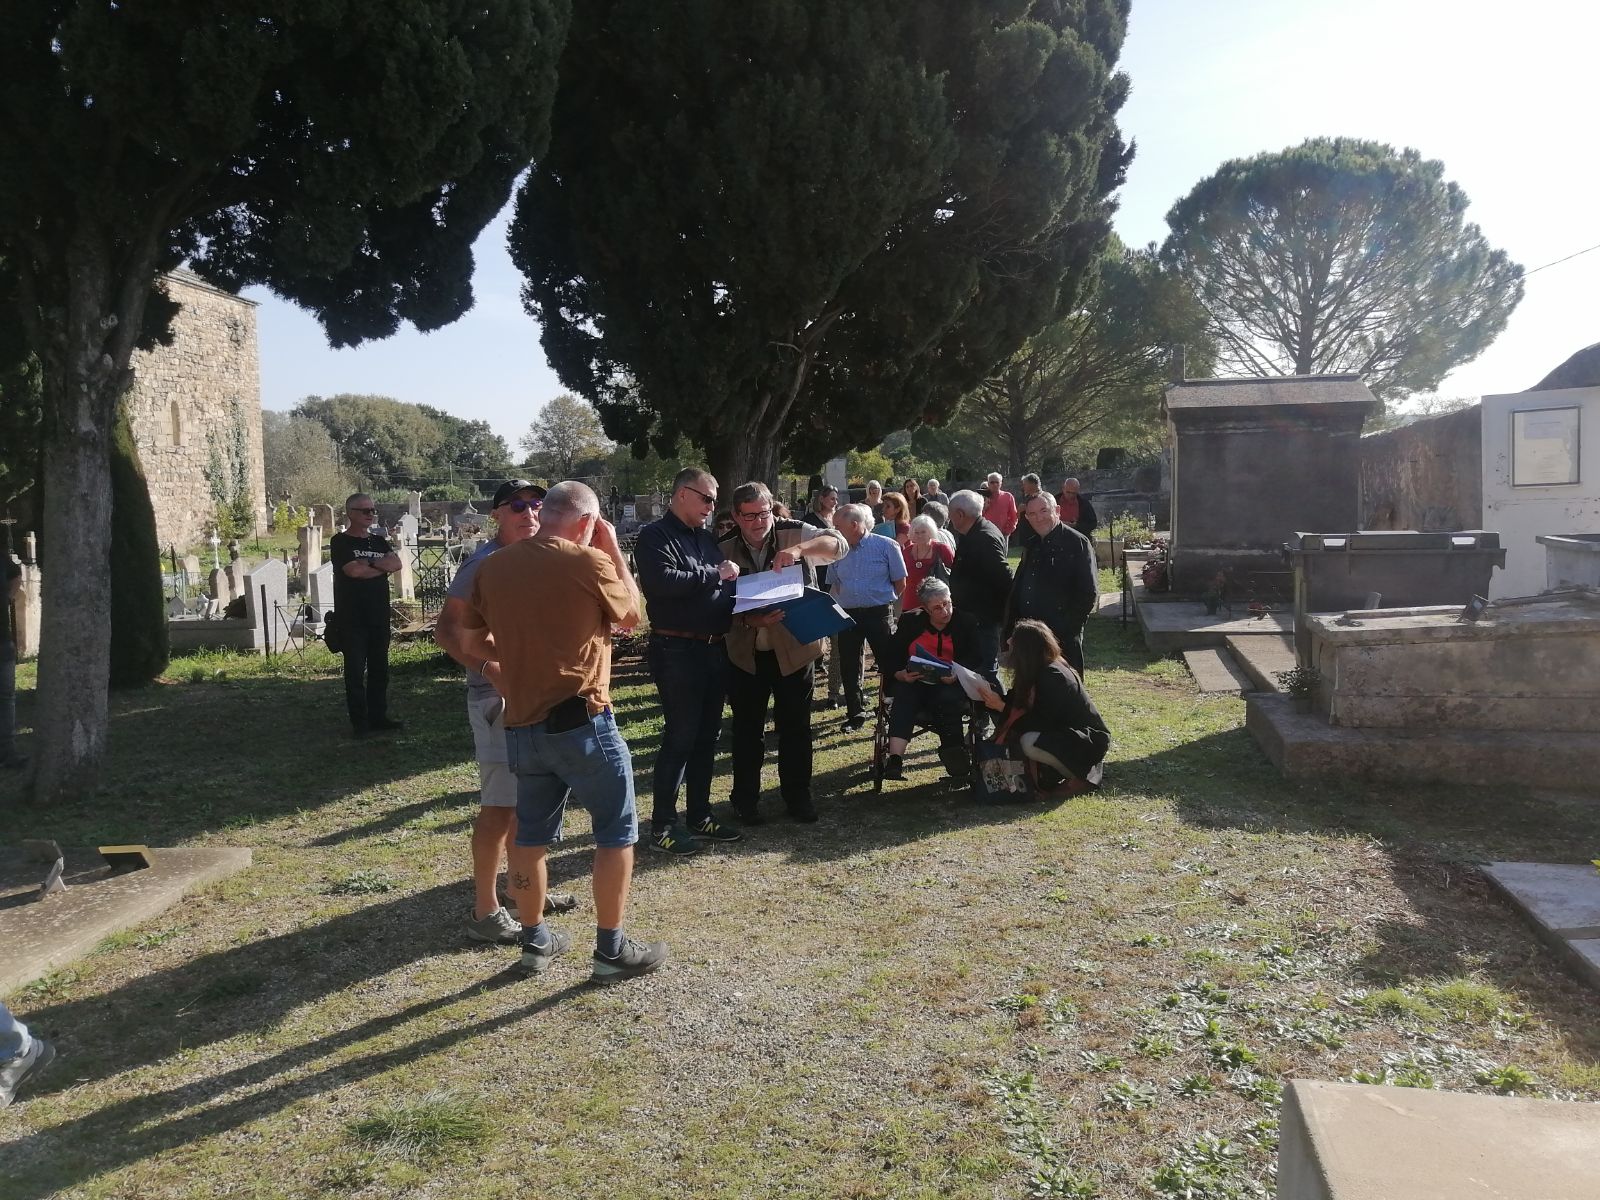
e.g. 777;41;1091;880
1;620;1597;1198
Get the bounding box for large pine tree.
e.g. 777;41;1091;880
0;1;570;803
512;0;1132;486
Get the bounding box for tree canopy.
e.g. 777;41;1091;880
1161;137;1524;401
512;0;1131;487
0;1;570;803
939;243;1211;475
520;393;612;480
293;394;513;494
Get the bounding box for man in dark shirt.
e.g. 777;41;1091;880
945;489;1013;678
330;493;404;737
1058;477;1100;540
2;557;24;769
635;467;740;854
1008;491;1099;675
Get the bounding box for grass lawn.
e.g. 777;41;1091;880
1;614;1597;1199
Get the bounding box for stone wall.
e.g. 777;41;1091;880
126;270;265;552
1358;405;1482;532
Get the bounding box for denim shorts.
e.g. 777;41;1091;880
504;707;637;849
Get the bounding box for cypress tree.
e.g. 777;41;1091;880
108;409;168;688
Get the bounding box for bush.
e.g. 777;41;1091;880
422;484;471;501
109;410;169;688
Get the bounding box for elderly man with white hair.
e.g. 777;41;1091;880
1008;489;1098;676
829;503;906;731
945;488;1012;678
981;471;1019;539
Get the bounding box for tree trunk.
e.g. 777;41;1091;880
706;423;782;497
28;237;147;805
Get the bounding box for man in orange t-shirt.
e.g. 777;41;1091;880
436;481;667;985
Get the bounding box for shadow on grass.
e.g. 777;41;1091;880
10;965;592;1200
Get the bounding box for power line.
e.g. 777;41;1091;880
1524;241;1600;278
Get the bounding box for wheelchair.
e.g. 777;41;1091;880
869;678;982;793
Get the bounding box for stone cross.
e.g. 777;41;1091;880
396;545;417;602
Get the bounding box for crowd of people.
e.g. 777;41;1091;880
425;467;1110;985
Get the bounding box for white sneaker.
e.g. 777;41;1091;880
0;1038;55;1108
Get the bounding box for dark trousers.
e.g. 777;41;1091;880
341;618;390;729
647;634;728;829
840;605;895;719
886;678;971;777
728;652;814;814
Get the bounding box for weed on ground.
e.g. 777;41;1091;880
1;620;1596;1198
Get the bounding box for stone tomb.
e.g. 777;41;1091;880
1163;374;1378;594
1277;1079;1598;1200
169;557;293;653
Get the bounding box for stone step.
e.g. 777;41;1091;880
1225;632;1297;692
1279;1080;1599;1200
1482;862;1600;992
1182;647;1254;695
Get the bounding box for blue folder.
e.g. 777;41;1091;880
774;587;856;643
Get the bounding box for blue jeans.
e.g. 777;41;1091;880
647;635;728;829
504;709;638;849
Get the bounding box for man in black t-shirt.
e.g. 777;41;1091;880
330;493;404;737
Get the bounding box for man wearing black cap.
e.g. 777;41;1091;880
438;480;577;943
331;492;404;737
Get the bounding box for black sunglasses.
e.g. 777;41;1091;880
502;497;542;513
350;506;376;515
684;484;718;506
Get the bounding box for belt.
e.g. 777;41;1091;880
652;628;724;643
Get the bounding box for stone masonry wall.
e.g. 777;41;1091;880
125;270;266;552
1358;405;1482;532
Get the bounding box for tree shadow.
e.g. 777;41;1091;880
8;968;592;1199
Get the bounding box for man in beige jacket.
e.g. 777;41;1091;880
718;481;847;825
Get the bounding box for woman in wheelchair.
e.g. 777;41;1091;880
973;619;1110;793
881;578;984;782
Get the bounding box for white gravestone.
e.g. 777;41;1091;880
297;524;321;589
226;558;249;601
398;513;419;546
407;491;423;519
307;561;336;622
243;558;290;651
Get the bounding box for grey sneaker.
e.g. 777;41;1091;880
0;1038;55;1108
542;892;579;915
519;927;572;974
466;906;521;945
592;937;669;984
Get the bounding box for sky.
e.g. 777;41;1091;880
249;0;1600;452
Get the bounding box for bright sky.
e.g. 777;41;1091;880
250;0;1600;449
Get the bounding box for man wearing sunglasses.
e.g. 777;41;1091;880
719;481;846;825
331;493;405;737
635;467;741;854
438;480;577;944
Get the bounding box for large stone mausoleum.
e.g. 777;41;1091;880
125;269;266;551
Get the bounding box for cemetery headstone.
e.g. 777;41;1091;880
296;524;322;589
226;557;248;599
209;566;233;605
307;562;335;621
398;512;420;546
407;491;423;518
396;544;417;602
243;557;290;651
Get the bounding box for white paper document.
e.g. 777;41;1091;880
950;661;988;702
732;564;805;613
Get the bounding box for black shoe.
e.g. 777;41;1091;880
690;815;743;843
519;927;572;974
731;804;766;827
842;713;867;733
883;754;906;781
592;937;669;984
369;717;404;732
786;799;819;824
647;823;703;856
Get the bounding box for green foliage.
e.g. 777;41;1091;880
519;393;612;479
422;484;471;502
348;1091;492;1161
262;411;357;509
206;397;256;539
269;501;302;534
513;0;1132;486
947;242;1213;475
1357;987;1442;1024
326;869;398;896
1163;137;1524;401
108;409;169;688
295;394;512;495
846;448;895;488
1474;1063;1536;1095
